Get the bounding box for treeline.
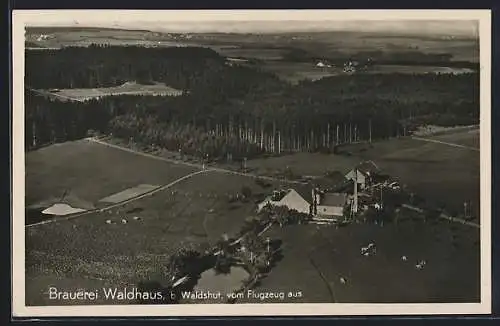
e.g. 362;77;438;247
25;46;479;159
25;44;283;95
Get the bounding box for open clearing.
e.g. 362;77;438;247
34;82;183;102
426;128;480;149
26;139;197;212
242;215;479;303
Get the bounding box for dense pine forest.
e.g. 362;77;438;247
25;45;479;160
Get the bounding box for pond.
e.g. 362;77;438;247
194;266;250;300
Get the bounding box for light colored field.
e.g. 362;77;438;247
42;81;183;102
428;129;480;149
209;47;287;60
99;184;160;203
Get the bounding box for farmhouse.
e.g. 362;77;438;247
257;187;312;215
345;160;380;190
258;184;350;219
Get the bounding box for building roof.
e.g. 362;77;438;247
356;160;380;176
292;185;313;204
319;193;348;207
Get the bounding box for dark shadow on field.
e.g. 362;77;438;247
25;208;54;225
126;207;144;214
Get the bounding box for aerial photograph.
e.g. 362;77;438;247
21;13;483;307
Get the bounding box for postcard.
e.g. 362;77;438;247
11;9;491;317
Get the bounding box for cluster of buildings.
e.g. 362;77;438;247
257;161;387;222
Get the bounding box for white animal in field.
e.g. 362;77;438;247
133;216;140;221
340;277;347;284
401;256;408;261
105;219;112;224
121;219;127;224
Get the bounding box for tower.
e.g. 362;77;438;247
352;168;358;214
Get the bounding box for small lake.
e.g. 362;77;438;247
194;266;249;300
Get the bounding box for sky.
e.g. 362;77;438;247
20;10;480;37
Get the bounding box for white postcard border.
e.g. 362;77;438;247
12;9;492;317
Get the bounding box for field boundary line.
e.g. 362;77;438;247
411;136;479;152
89;137;308;185
27;87;85;103
26;169;211;228
401;204;479;228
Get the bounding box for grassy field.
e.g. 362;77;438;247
25;141;290;305
36;82;183;102
244;214;479;303
246;152;358;177
25;135;481;305
25;171;282;305
216;47;286;60
310;220;479;303
26;139;197;209
427;128;480;149
239;224;334;303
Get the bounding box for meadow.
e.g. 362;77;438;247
25;139;197;210
25;140;289;305
427;128;480;149
242;214;479;303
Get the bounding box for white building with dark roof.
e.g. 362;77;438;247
316;192;348;217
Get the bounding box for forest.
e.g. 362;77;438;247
25;45;479;161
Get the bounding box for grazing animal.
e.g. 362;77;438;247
105;219;112;224
340;277;347;284
121;219;127;224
